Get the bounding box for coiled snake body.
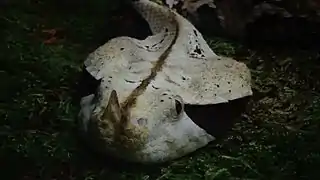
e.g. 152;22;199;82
79;0;252;163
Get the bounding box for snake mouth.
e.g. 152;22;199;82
184;96;250;138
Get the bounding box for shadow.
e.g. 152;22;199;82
92;0;153;47
186;97;251;139
245;14;320;50
191;4;320;50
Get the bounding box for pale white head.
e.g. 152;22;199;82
78;0;252;163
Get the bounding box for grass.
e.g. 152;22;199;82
1;0;320;179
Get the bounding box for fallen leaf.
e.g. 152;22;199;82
43;37;57;44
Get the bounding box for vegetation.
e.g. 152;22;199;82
1;0;320;179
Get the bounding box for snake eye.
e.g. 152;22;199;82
175;100;183;115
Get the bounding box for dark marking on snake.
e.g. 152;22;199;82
152;85;160;89
125;79;136;83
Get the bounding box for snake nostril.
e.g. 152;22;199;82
175;100;183;115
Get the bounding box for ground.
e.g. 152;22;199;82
1;0;320;179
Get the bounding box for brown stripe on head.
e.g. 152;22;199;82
99;8;180;146
120;12;180;120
